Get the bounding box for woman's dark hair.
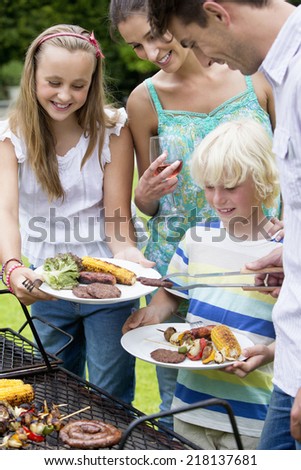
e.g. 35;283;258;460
109;0;147;38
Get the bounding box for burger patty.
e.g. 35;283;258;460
72;285;94;299
72;283;121;299
86;283;121;299
79;271;117;285
150;348;186;364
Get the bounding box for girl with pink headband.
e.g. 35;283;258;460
0;23;152;404
36;30;105;58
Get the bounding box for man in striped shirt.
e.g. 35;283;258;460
147;0;301;450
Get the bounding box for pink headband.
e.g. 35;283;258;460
37;31;104;59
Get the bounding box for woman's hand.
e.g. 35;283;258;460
114;246;155;268
135;153;180;214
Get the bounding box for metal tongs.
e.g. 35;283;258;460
162;267;283;291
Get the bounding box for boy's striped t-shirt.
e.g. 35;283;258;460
168;223;280;437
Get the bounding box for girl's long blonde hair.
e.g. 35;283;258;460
9;24;119;200
191;119;279;208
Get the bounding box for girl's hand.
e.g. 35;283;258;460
113;246;155;268
8;266;55;305
223;343;274;378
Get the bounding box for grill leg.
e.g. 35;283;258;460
119;398;243;450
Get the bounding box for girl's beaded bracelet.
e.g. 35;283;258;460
1;258;23;282
4;264;25;293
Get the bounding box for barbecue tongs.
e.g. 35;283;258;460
162;267;283;291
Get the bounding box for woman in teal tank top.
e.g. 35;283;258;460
144;75;281;274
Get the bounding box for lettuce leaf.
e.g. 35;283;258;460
42;252;82;290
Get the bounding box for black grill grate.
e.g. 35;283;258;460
0;319;199;450
0;328;62;377
0;290;241;450
4;368;200;450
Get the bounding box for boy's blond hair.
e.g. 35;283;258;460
190;119;279;208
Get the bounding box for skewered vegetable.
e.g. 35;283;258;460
163;326;177;342
186;338;207;361
81;256;136;285
199;343;215;364
23;425;45;442
214;350;226;364
0;402;10;435
1;429;27;448
0;400;100;450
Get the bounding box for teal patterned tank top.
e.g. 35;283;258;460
144;76;281;276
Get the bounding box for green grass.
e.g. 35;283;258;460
134;359;160;415
130;167;161;414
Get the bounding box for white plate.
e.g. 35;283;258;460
121;323;254;370
35;258;161;305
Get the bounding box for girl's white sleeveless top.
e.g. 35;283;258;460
0;109;127;266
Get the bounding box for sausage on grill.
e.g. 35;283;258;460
59;419;122;449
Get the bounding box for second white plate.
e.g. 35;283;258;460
121;323;254;370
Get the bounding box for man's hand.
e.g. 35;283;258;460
245;246;284;298
268;216;284;241
291;387;301;443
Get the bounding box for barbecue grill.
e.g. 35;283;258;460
0;289;242;450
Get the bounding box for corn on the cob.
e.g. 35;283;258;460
81;257;136;285
0;379;35;406
0;379;24;389
211;325;241;360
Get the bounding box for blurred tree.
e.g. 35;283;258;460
0;0;156;104
0;0;299;102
